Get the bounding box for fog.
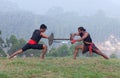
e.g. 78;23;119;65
0;0;120;58
96;35;120;58
8;0;120;18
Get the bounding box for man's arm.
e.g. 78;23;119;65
76;32;89;42
71;33;79;40
41;33;49;39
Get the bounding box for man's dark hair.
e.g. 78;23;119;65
40;24;47;29
78;27;86;31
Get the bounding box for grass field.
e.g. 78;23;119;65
0;57;120;78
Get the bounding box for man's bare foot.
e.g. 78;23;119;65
40;58;44;61
73;57;76;60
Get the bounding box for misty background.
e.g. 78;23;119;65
0;0;120;58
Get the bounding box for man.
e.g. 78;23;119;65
9;24;48;60
71;27;109;60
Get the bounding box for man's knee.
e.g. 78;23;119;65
95;50;103;55
43;45;47;49
75;46;80;50
19;49;24;53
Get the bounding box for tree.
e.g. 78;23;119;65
0;30;4;44
110;53;117;58
0;30;1;35
47;48;57;57
47;44;71;57
9;35;19;45
8;36;27;56
0;30;8;57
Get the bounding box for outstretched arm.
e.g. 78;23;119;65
71;33;79;40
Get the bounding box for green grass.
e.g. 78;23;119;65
0;57;120;78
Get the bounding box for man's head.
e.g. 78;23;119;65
40;24;47;32
78;27;86;33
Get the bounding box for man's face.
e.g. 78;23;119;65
78;29;82;34
41;29;46;32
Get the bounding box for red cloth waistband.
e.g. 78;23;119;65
88;43;94;56
28;39;37;44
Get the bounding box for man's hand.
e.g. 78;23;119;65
71;39;77;44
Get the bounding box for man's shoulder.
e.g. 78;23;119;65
85;32;90;35
34;29;39;32
85;31;89;34
33;29;40;34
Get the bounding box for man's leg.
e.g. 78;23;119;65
8;43;29;59
93;49;109;59
73;45;84;60
40;44;47;59
9;49;23;59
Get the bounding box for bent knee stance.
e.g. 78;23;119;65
75;46;79;50
75;46;82;50
43;45;47;49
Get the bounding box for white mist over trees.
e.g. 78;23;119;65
0;0;120;58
